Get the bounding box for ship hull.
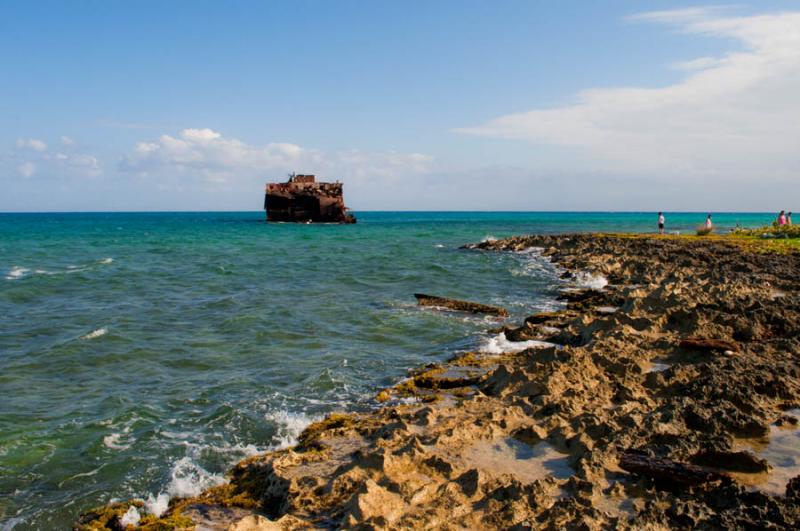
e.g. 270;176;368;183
265;181;355;223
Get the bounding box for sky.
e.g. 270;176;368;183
1;0;799;212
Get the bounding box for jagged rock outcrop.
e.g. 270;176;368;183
76;234;800;530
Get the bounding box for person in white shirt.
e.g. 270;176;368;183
658;212;665;234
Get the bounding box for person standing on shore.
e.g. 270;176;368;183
788;212;793;225
658;212;665;234
706;214;713;229
777;210;787;226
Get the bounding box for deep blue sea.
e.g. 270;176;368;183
0;211;775;529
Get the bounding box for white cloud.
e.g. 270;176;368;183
120;128;433;186
670;56;722;71
62;153;101;177
16;138;47;152
18;162;36;177
10;137;101;178
455;9;800;182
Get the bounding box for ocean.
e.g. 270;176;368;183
0;211;775;529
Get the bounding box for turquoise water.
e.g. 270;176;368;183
0;211;774;529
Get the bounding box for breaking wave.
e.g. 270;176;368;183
81;327;108;340
144;457;226;517
5;266;30;280
4;258;113;281
264;409;319;450
574;271;608;290
479;332;557;354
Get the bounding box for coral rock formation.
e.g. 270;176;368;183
77;234;800;530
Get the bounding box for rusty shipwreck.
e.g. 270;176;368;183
264;174;356;223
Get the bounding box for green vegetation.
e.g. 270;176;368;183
296;413;356;450
590;230;800;253
696;226;714;236
74;500;195;531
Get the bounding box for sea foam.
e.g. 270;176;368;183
119;506;140;527
145;457;226;517
102;433;131;451
574;271;608;290
5;266;29;280
81;328;108;340
264;409;319;449
479;333;557;354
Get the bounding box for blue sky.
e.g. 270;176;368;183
2;1;799;211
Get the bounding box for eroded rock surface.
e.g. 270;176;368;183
414;293;509;317
76;234;800;530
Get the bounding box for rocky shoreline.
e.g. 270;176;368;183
76;234;800;530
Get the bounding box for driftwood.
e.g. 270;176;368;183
679;337;739;353
414;294;508;317
619;451;728;486
692;450;770;473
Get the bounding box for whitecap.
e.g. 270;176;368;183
574;271;608;290
434;244;445;248
119;506;140;527
5;266;29;280
481;235;498;243
264;409;319;449
479;333;557;354
167;457;225;498
81;327;108;340
99;257;114;264
103;432;131;451
145;457;226;517
145;493;170;518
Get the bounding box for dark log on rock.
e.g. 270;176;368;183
692;450;770;473
524;311;570;326
679;337;739;353
619;451;729;486
414;294;509;317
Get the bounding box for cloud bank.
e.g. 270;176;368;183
456;8;800;182
12;136;101;178
120;128;433;182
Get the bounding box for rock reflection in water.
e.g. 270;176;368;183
463;437;572;484
645;361;672;373
733;411;800;496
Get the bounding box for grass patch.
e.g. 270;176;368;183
695;226;714;236
587;231;800;254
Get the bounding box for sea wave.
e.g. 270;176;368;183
264;409;319;450
102;432;131;451
5;266;30;280
479;332;557;354
574;271;608;290
81;327;108;340
145;457;226;517
4;258;113;281
510;247;560;278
